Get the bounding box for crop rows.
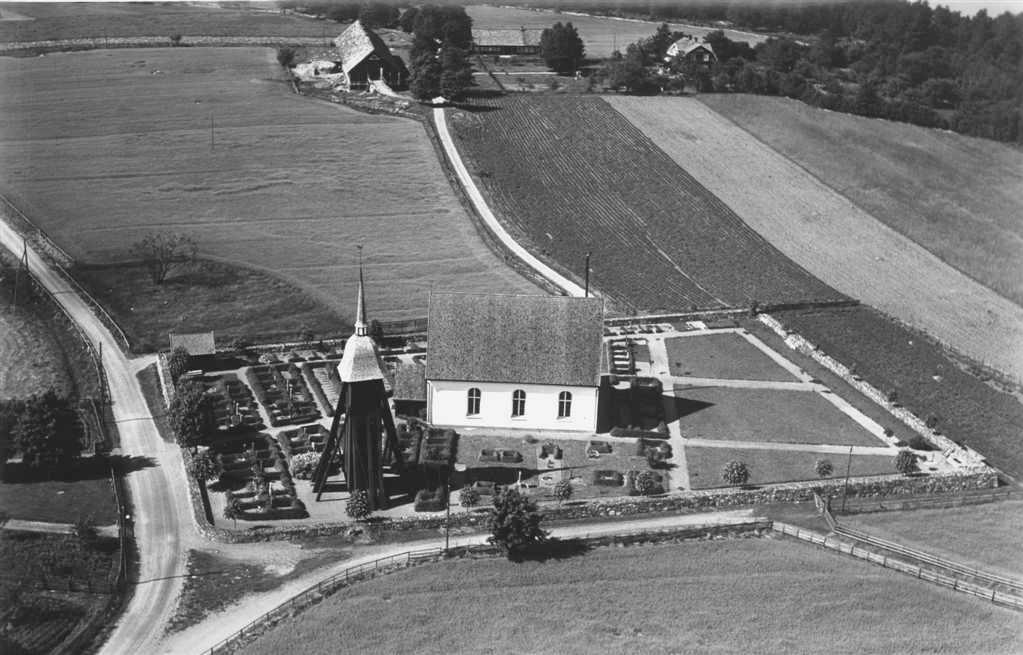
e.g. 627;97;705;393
450;95;842;312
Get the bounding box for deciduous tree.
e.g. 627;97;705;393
11;391;83;475
168;380;214;453
439;41;473;101
167;346;191;384
488;488;548;559
540;21;585;74
132;232;197;285
189;449;222;484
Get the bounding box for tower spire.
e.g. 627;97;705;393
354;245;367;336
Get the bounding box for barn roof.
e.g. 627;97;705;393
334;20;403;75
426;293;604;387
473;28;543;47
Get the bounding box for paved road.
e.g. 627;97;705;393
432;107;587;298
159;508;758;654
0;220;195;655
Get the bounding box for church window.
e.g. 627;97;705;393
558;391;572;418
467;388;481;415
512;389;526;417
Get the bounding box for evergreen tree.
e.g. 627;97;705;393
488;488;548;559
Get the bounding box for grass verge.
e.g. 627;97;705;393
685;446;896;490
665;332;798;381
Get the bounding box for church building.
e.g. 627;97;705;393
425;293;604;433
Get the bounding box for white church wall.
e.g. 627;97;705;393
427;380;598;432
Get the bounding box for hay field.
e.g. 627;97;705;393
0;2;334;42
0;308;71;399
246;539;1023;655
0;48;540;323
467;5;766;58
608;96;1023;380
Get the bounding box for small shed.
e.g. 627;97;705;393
472;28;543;56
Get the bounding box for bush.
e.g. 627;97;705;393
276;46;297;69
289;451;320;480
188;449;222;484
721;460;750;487
634;470;661;496
894;450;918;475
908;435;934;451
815;459;834;478
346;490;371;520
553;480;573;504
459;485;480;508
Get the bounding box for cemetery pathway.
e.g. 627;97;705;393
0;219;198;655
159;507;759;654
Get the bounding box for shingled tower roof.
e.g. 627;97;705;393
337;261;385;383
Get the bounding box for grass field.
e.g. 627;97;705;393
0;2;337;42
665;333;796;381
245;538;1022;655
685;446;896;490
0;47;540;337
0;471;118;524
845;500;1023;577
466;5;766;58
676;387;884;447
449;95;841;313
608;95;1023;382
698;94;1023;308
781;306;1023;480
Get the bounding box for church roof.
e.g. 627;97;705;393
426;293;604;387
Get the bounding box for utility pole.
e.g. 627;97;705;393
584;251;591;298
841;445;854;513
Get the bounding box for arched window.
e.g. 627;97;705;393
512;389;526;417
467;387;481;416
558;391;572;418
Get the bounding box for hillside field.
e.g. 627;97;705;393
608;95;1023;381
245;538;1022;655
0;48;540;329
466;4;766;58
448;95;841;313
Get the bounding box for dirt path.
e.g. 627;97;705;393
607;96;1023;381
0;219;197;655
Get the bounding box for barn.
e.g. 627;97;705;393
334;20;408;90
425;293;605;433
472;28;543;56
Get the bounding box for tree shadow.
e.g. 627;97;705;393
111;455;158;475
510;537;592;562
2;454;156;483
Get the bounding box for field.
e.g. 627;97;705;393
676;387;885;447
449;95;841;313
665;333;796;381
846;500;1023;576
781;306;1023;480
608;96;1023;381
0;47;540;336
245;538;1022;655
0;2;337;43
0;471;118;524
685;446;896;490
466;5;767;59
698;94;1023;308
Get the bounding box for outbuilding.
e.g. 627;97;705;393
334;20;408;90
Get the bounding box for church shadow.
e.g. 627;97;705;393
665;397;715;421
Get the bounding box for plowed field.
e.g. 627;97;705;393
448;95;841;313
609;96;1023;380
0;48;540;323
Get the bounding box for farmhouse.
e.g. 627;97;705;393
425;293;604;432
472;28;543;56
334;19;408;90
665;37;717;67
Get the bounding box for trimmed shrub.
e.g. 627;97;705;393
721;460;750;487
459;485;481;508
554;480;573;504
894;450;918;475
290;451;320;480
346;490;371;520
815;459;834;479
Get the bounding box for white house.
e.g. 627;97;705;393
425;293;604;433
665;37;717;65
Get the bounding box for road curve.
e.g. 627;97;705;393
0;220;195;654
432;107;588;298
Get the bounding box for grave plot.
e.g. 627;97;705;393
197;373;265;433
304;360;342;414
665;332;798;381
276;424;329;458
213;433;308;521
245;364;321;427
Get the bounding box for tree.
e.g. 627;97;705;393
815;459;834;479
540;21;585;74
553;479;573;505
398;6;419;33
358;2;400;29
488;487;548;559
169;34;182;47
459;485;480;508
188;449;222;484
634;470;659;496
439;41;473;101
223;497;241;528
894;450;918;476
410;37;442;101
73;516;99;547
12;391;83;475
131;232;197;285
168;380;214;453
721;460;750;487
276;45;297;69
346;490;372;520
167;346;191;384
409;5;473;102
604;43;652;93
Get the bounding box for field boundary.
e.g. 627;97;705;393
773;520;1023;611
0;35;327;55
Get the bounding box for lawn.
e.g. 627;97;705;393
685;446;897;490
0;47;540;346
466;5;767;59
780;306;1023;479
675;387;883;447
845;500;1023;577
665;332;797;381
0;2;338;42
245;538;1022;655
0;469;119;524
609;95;1023;382
448;95;841;313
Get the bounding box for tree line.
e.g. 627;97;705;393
537;1;1023;143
